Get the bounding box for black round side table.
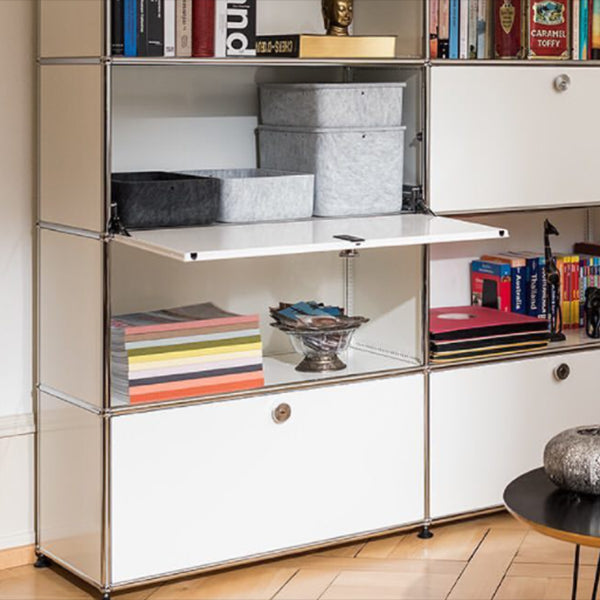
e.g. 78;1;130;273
504;468;600;600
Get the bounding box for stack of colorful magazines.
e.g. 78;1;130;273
430;306;550;364
111;303;264;404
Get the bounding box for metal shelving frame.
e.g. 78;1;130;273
35;0;600;596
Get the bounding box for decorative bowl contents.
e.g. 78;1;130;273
270;301;369;372
543;426;600;495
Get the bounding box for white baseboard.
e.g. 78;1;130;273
0;413;35;439
0;418;34;551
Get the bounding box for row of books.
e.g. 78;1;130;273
430;305;550;363
471;252;600;329
431;0;600;60
111;303;264;404
111;0;256;58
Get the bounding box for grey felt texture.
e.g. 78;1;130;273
257;126;405;217
182;169;314;223
111;171;219;229
259;83;406;128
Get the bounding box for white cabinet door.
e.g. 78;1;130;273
429;66;600;214
111;375;424;584
430;351;600;519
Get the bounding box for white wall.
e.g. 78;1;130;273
0;0;36;550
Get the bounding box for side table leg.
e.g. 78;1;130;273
591;551;600;600
572;544;580;600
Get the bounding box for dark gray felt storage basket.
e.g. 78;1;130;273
111;171;219;229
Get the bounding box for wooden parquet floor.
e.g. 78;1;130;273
1;512;596;600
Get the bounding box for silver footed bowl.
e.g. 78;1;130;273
544;426;600;495
271;321;367;372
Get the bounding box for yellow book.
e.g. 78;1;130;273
255;34;397;59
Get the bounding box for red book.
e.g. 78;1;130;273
192;0;215;57
494;0;524;58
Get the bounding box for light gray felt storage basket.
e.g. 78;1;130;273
259;83;406;128
182;169;314;223
257;125;406;217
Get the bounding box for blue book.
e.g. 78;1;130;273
124;0;137;56
581;0;589;59
506;252;547;319
449;0;460;58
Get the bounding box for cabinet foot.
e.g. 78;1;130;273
417;526;434;539
34;554;52;569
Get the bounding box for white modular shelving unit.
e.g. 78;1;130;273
37;1;600;597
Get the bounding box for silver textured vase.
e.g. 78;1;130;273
544;426;600;495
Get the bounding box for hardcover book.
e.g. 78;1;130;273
592;0;600;58
192;0;215;56
439;0;451;58
494;0;524;58
112;0;125;55
176;0;193;56
137;0;147;56
164;0;176;56
147;0;165;56
430;0;440;57
124;0;137;56
255;34;396;58
449;0;460;58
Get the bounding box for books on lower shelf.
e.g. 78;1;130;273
472;251;599;330
111;303;264;404
430;305;550;363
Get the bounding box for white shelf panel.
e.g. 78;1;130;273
111;348;420;411
113;214;508;262
263;348;419;387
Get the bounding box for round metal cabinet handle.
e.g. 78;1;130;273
554;74;571;93
554;363;571;381
272;403;291;424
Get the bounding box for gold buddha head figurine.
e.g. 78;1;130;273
322;0;353;36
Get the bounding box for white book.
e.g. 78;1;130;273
476;0;489;58
459;0;469;59
468;0;478;58
572;0;580;59
215;0;228;57
164;0;176;57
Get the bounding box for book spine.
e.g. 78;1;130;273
573;0;580;58
560;257;569;327
439;0;451;57
477;0;489;57
449;0;460;57
468;0;479;57
592;0;600;57
147;0;164;56
460;0;470;57
589;0;594;57
164;0;176;56
581;0;589;57
214;0;227;56
511;265;527;314
137;0;147;56
112;0;125;55
176;0;192;56
255;35;300;57
494;0;524;58
192;0;215;56
573;255;580;327
225;0;256;56
526;257;543;318
124;0;137;56
430;0;440;58
580;258;587;327
527;0;570;59
564;257;571;328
